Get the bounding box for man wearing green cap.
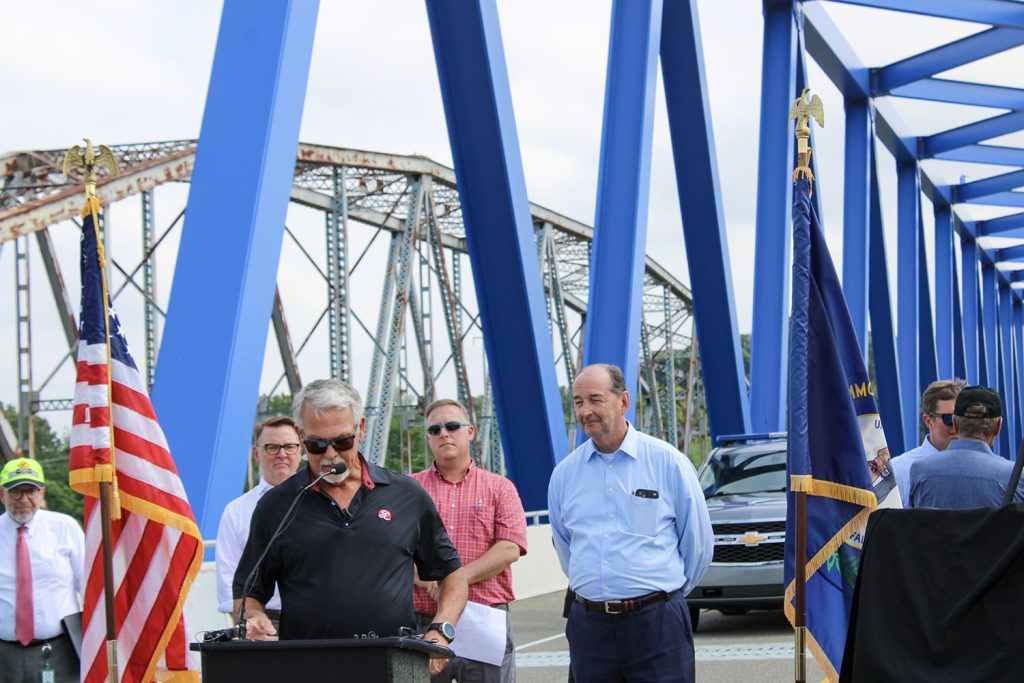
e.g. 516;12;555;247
0;457;84;683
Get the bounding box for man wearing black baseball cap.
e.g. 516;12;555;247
908;385;1024;508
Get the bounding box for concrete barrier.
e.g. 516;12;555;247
512;524;568;601
184;522;568;637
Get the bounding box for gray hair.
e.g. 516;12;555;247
292;379;364;430
576;363;628;396
953;415;1001;441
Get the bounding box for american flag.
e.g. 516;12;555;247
69;198;203;683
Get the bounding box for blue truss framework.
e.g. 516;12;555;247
796;0;1024;459
152;0;1024;531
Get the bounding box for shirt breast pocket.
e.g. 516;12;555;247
628;494;660;537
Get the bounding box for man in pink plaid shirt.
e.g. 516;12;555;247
412;398;528;683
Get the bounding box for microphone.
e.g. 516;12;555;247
237;461;349;638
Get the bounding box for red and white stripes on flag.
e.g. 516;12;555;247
70;202;202;683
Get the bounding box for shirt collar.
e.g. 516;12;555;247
585;422;638;461
431;459;475;484
308;454;388;492
945;438;996;456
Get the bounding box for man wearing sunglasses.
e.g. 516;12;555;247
548;364;713;683
890;379;964;507
908;385;1024;508
234;379;467;679
411;399;527;683
215;416;303;625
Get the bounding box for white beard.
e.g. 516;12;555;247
320;457;351;485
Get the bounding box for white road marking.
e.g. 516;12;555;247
516;642;795;667
515;633;566;651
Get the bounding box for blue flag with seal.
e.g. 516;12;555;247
784;178;900;681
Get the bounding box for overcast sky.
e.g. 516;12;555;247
2;0;1021;425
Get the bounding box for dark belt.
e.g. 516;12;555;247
0;632;69;648
575;589;680;615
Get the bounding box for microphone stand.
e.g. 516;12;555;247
1001;439;1024;506
236;461;348;639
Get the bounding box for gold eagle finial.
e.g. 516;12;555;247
789;87;825;182
62;138;120;199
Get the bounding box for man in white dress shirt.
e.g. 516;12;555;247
215;417;303;622
0;457;84;683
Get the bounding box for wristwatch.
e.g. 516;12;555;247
426;621;456;643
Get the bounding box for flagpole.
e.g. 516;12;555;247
99;482;119;683
794;489;807;683
65;140;122;683
788;90;821;683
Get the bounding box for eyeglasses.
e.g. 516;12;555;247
261;443;301;456
929;412;955;427
7;487;42;500
303;434;357;455
426;421;471;436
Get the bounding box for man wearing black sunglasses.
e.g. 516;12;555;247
908;384;1024;508
234;379;467;678
890;379;963;507
411;399;527;683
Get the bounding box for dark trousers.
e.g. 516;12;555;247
0;632;79;683
566;591;695;683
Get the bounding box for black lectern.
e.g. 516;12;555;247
191;637;451;683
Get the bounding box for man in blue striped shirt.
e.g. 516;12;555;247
548;364;713;682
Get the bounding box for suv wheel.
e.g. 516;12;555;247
689;606;700;632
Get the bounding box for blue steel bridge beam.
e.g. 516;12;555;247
935;205;954;378
999;283;1017;457
425;0;568;510
582;0;663;423
897;161;921;453
998;244;1024;262
955;169;1024;203
918;213;938;393
749;0;796;433
843;97;871;357
980;212;1024;237
983;262;1000;411
152;0;318;538
868;142;904;455
922;111;1024;158
888;79;1024;110
968;192;1024;209
962;235;981;382
809;0;1024;29
1016;302;1024;442
952;258;967;381
873;28;1024;93
936;145;1024;168
660;0;750;440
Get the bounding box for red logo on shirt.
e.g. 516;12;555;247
378;509;392;521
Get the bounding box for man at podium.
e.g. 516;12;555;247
234;379;467;677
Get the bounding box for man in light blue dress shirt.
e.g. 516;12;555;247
909;385;1024;508
890;379;963;506
548;364;713;683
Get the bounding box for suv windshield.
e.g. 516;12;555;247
699;447;787;498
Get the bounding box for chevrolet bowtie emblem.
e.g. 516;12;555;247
737;532;768;546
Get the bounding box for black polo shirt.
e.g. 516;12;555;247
233;461;461;639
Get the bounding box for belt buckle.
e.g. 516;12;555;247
603;600;625;615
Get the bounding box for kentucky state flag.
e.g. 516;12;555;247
784;178;900;681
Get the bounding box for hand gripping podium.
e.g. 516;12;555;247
191;637;452;683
